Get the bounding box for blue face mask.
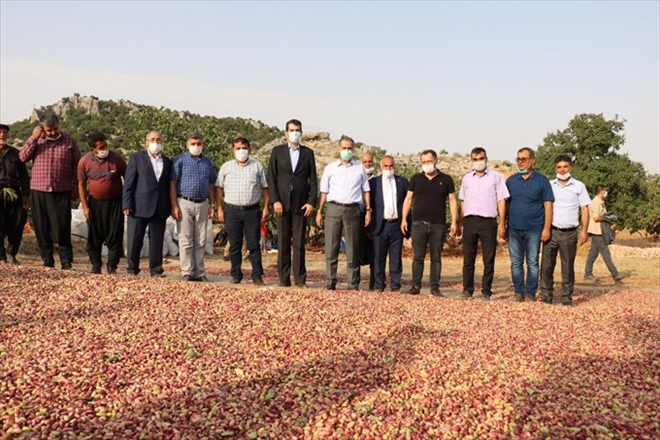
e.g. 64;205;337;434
340;150;353;161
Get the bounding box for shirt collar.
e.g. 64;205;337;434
470;168;490;177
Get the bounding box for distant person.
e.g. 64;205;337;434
505;147;554;302
77;131;127;274
19;114;81;269
458;147;509;301
266;119;317;287
358;152;376;290
216;137;269;285
214;228;228;247
170;132;217;282
122;130;173;277
401;150;458;296
316;135;371;290
540;155;591;306
584;184;625;282
0;123;29;265
368;155;410;293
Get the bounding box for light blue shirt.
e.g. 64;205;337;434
550;177;591;228
288;144;300;172
319;160;370;204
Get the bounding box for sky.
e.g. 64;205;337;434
1;1;659;173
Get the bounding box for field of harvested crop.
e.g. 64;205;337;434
1;232;658;438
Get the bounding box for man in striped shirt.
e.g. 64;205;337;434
215;137;269;285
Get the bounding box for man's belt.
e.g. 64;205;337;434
178;195;207;203
225;203;260;211
552;226;578;232
329;201;359;207
384;218;399;223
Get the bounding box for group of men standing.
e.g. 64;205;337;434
1;116;625;304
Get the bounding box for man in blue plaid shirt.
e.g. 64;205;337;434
170;132;217;281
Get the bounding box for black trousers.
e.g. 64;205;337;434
462;216;498;296
275;211;307;284
225;205;263;281
540;229;578;304
30;190;73;267
86;197;124;271
357;211;375;289
126;214;166;276
0;197;27;258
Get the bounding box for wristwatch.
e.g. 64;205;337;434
366;208;372;212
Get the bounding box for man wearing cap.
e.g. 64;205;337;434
316;136;371;290
266;119;317;288
170;132;217;282
0;123;30;264
216;137;269;285
540;155;591;306
19;114;81;269
78;131;127;274
122;130;173;277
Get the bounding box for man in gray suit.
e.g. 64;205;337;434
267;119;318;287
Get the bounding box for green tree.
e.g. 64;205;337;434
536;113;649;231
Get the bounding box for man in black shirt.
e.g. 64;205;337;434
0;123;30;264
401;150;458;296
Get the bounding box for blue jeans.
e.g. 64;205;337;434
508;228;541;298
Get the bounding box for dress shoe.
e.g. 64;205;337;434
476;295;491;302
458;291;473;300
391;287;401;292
91;266;102;274
195;276;210;282
541;298;553;305
279;280;291;287
407;286;420;295
182;275;193;282
430;289;445;298
514;294;525;302
107;267;117;275
295;282;308;288
61;263;73;270
325;284;336;290
253;278;265;286
231;278;241;284
151;272;166;278
524;296;536;303
583;274;598;281
613;273;626;282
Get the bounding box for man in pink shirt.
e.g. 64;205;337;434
458;147;510;301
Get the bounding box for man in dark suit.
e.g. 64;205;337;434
266;119;318;287
368;155;410;292
122;130;173;277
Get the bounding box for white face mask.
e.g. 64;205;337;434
148;142;162;155
556;172;571;180
46;134;62;141
234;149;249;162
473;160;487;172
365;167;375;175
96;149;109;159
188;146;203;157
288;131;302;145
421;164;436;174
381;169;394;179
603;191;608;198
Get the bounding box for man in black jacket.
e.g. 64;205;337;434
266;119;318;287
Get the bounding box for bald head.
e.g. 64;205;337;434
361;153;374;176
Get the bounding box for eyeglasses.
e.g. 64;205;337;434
515;157;531;162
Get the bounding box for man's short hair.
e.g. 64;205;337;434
517;147;536;159
40;114;60;127
595;184;607;194
233;137;250;148
339;135;355;147
187;131;204;141
554;154;572;164
145;130;161;141
87;131;107;149
470;147;487;157
420;149;437;160
285;119;302;131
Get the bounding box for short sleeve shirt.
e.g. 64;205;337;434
215;158;268;206
408;172;455;224
77;151;127;200
171;152;217;199
506;171;554;231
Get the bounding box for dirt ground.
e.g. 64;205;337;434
8;231;659;295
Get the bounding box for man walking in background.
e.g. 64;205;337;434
170;132;217;282
78;131;127;274
540;155;591;306
19;114;81;269
401;150;458;297
358;152;376;290
122;130;172;277
0;123;29;265
217;137;269;285
458;147;509;301
584;184;625;282
267;119;317;288
316;136;371;291
505;147;554;302
368;155;409;293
